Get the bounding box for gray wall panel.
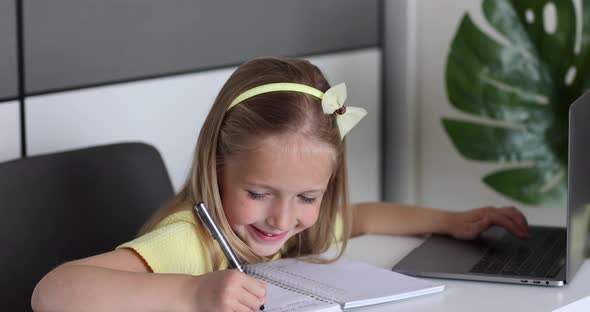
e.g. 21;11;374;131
383;0;416;204
0;101;21;162
0;0;17;99
24;0;379;94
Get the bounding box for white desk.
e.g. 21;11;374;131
344;233;590;312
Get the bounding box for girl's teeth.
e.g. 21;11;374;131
257;227;277;236
253;225;283;237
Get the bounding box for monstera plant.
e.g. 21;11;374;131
443;0;590;207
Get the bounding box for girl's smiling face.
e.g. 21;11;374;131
220;134;336;256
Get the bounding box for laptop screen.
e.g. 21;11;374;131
566;89;590;281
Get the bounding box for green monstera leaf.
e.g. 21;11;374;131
443;0;590;207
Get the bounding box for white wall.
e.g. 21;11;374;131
310;50;381;203
25;48;381;203
26;68;233;193
0;101;20;162
416;0;495;210
412;0;564;224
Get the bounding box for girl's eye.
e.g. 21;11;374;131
247;191;266;200
298;195;316;204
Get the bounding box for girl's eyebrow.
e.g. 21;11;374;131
242;182;325;194
299;189;326;195
242;182;275;190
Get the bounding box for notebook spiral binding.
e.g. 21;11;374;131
245;263;346;305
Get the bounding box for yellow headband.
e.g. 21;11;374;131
229;83;323;109
227;82;367;139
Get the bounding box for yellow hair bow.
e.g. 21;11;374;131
228;82;367;140
320;83;367;139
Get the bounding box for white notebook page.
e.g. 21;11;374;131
264;257;444;309
264;282;341;312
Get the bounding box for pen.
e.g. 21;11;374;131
193;202;265;311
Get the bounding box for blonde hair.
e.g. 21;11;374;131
140;57;351;268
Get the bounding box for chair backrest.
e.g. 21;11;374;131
0;142;175;311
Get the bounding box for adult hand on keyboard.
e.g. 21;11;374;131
444;206;529;240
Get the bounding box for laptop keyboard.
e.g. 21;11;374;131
470;228;566;278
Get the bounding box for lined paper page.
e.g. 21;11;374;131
264;258;444;309
264;283;341;312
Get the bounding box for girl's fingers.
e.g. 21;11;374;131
237;288;265;311
507;206;528;227
244;276;267;298
496;206;529;237
486;209;527;238
240;276;266;310
451;206;530;240
463;216;491;240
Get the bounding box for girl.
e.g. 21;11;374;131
32;57;529;312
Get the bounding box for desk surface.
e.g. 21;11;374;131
343;207;589;312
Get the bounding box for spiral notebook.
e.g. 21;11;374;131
245;257;444;312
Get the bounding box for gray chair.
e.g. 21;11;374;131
0;142;174;311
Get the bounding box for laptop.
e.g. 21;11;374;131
393;90;590;287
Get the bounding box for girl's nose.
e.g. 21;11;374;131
267;200;294;231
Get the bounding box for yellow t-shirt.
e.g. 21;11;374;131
118;207;344;276
118;209;221;275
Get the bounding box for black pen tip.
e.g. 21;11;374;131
259;304;265;310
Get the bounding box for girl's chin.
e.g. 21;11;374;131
253;248;281;257
246;240;283;257
247;240;285;257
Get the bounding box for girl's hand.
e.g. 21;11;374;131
189;269;266;312
444;206;529;240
